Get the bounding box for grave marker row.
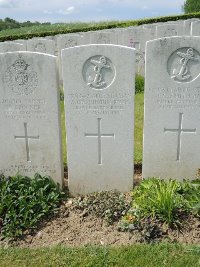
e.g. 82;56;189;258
0;35;200;195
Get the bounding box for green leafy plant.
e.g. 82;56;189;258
0;173;64;237
135;74;144;94
74;190;131;224
178;179;200;216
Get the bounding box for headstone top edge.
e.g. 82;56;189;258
61;44;136;55
146;36;200;47
0;51;57;58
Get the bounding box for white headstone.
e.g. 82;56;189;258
143;36;200;180
27;38;56;55
156;24;184;38
57;33;87;83
191;20;200;36
0;52;63;186
184;19;200;35
0;42;26;53
88;31;118;44
62;44;135;194
118;27;151;76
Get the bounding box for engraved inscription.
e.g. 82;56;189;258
0;164;56;175
85;118;115;164
167;47;200;83
164;28;177;37
164;113;196;161
14;122;40;162
97;34;109;44
65;39;77;48
149;87;200;109
4;55;38;95
83;55;115;90
68;92;131;115
0;98;47;120
35;42;46;53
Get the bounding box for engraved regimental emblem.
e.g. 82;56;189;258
82;55;115;90
4;55;38;95
167;47;200;83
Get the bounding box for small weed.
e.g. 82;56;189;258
74;190;131;224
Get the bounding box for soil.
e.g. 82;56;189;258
0;165;199;248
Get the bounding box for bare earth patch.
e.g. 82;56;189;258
0;167;199;248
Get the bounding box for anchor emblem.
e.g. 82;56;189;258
171;48;199;81
87;56;110;89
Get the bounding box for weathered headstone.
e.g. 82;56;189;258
88;31;118;44
62;45;135;194
57;33;87;83
27;38;56;55
156;24;184;38
143;36;200;180
0;52;63;186
117;27;151;76
191;20;200;36
0;42;26;53
184;19;199;35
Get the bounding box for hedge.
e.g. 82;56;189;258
0;12;200;42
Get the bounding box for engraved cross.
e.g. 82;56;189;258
164;113;196;161
14;122;40;162
85;118;115;164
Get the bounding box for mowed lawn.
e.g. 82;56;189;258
60;92;144;166
0;244;199;267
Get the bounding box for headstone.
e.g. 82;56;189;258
62;44;135;194
191;20;200;36
184;19;199;35
0;42;26;53
0;52;63;186
88;31;118;44
143;36;200;180
27;38;56;55
156;24;184;38
57;33;87;82
118;27;151;76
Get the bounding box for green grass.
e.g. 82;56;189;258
60;92;144;166
134;93;144;164
0;244;199;267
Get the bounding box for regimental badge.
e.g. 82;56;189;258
4;55;38;95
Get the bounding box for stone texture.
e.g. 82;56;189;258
0;52;63;186
0;42;26;53
27;38;56;55
143;36;200;180
88;31;118;44
156;24;184;38
117;27;152;76
184;19;199;35
62;44;135;194
191;20;200;36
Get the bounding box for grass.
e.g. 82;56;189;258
0;244;199;267
134;92;144;164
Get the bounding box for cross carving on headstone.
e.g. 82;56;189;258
14;122;40;162
164;113;196;161
85;118;115;164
